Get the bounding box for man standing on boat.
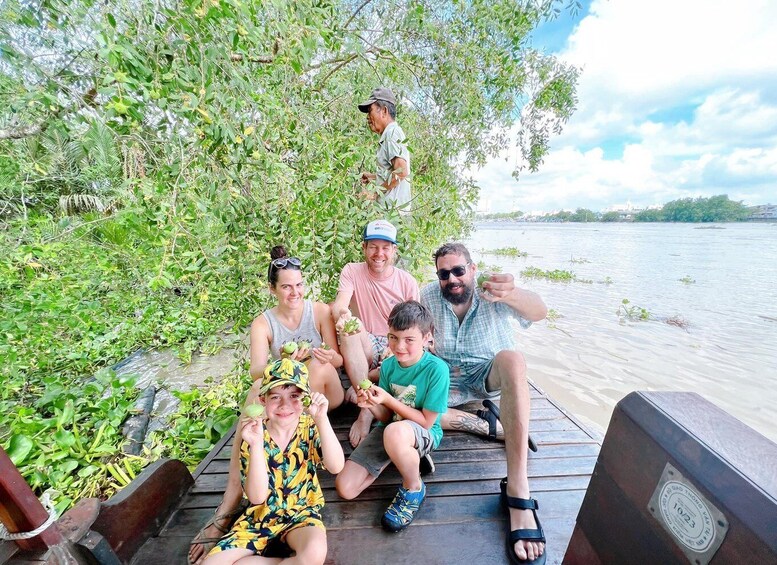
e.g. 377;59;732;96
357;87;411;215
420;242;548;565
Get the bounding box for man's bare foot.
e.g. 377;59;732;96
348;408;373;447
344;385;358;404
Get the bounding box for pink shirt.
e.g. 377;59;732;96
337;263;419;336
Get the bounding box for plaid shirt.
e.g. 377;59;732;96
420;282;531;375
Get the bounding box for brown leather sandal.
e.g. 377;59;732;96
187;501;248;564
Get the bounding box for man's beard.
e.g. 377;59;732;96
441;281;473;305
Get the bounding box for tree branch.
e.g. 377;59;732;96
342;0;376;30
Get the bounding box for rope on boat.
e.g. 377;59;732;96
0;492;58;541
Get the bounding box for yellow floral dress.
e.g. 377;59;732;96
208;413;325;556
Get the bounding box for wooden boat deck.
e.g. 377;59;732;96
132;382;601;564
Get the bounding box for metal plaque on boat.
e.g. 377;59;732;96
647;462;728;564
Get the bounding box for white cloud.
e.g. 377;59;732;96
475;0;777;212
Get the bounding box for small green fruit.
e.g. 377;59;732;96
320;342;331;350
244;403;264;419
477;272;491;288
302;396;312;407
358;379;372;391
296;340;311;350
282;341;298;356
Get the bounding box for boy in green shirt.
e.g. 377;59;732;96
334;300;450;531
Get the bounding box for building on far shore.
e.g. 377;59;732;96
748;204;777;221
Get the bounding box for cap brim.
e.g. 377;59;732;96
358;99;376;113
364;235;397;244
260;378;309;396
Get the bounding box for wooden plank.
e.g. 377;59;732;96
214;427;598;463
190;457;595;495
322;515;576;565
180;474;593;511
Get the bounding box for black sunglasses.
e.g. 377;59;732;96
271;257;302;270
436;263;470;281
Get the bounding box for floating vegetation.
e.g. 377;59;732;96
476;260;502;273
546;308;562;321
577;278;593;284
598;276;614;285
482;246;528;257
544;309;571;336
570;256;590;264
679;275;696;284
521;266;575;282
618;298;652;321
665;315;690;331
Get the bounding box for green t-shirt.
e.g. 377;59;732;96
378;351;450;448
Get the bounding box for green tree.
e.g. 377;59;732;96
634;208;663;222
0;0;579;508
600;211;620;222
569;207;596;222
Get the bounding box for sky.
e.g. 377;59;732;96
474;0;777;214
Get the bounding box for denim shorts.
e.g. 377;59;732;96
348;421;433;477
447;359;501;407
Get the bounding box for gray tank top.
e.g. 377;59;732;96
262;299;323;359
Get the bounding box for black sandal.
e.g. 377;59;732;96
477;399;538;452
500;477;547;565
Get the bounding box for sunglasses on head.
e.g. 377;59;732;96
436;263;470;281
271;257;302;270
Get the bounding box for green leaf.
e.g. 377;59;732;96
54;429;77;449
6;435;34;465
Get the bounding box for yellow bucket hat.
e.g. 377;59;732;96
259;358;310;396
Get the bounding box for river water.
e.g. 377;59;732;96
465;221;777;443
119;222;777;444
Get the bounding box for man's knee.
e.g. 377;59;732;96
494;350;526;375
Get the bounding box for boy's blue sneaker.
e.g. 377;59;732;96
381;482;426;532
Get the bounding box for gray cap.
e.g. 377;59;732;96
358;87;397;113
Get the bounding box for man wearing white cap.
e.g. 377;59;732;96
358;87;411;215
332;219;419;446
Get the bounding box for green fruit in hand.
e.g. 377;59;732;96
358;378;372;390
477;272;491;288
282;341;298;356
302;396;312;407
321;342;331;350
244;403;264;419
343;317;361;335
296;340;311;350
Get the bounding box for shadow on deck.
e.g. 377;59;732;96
132;382;601;564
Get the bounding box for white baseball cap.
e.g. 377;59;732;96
363;219;397;244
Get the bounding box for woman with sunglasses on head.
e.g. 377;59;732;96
249;246;345;410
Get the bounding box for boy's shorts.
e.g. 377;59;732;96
447;359;501;407
349;421;433;477
367;333;389;370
